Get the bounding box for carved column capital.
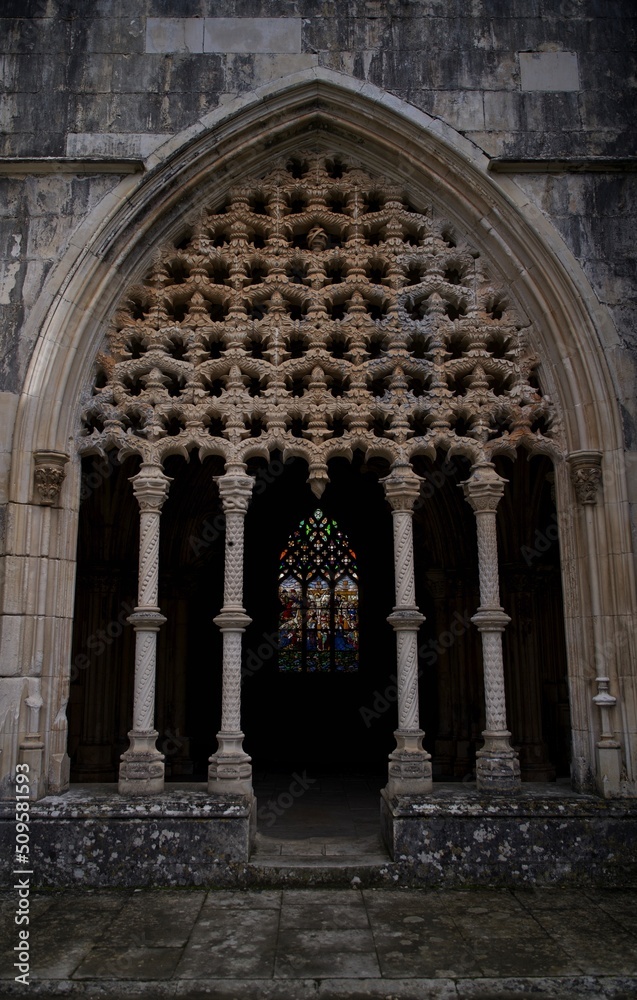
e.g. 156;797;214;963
382;463;422;511
33;451;69;506
216;466;254;513
567;450;602;505
130;462;171;511
462;462;507;513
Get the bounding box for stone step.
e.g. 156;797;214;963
253;853;392;868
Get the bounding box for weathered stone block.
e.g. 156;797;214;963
251;53;319;83
519;51;580;92
65;132;167;158
483;90;523;131
165;53;225;93
204;17;302;54
145;16;204;55
81;16;145;55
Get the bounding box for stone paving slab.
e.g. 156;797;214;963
0;887;636;998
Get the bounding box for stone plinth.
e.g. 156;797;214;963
381;784;637;888
0;785;256;888
2;784;637;889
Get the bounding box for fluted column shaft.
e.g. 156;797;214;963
119;462;171;795
463;463;520;793
208;467;254;795
383;465;432;796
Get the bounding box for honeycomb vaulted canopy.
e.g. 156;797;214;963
79;151;561;494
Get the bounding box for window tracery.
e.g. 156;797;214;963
79;151;561;494
278;509;359;673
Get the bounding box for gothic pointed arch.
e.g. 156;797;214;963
3;70;636;799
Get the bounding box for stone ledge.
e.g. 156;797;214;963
0;783;252;819
0;158;144;175
385;782;634;817
488;157;637;173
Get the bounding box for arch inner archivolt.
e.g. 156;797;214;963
73;148;568;803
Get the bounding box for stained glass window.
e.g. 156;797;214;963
278;510;359;673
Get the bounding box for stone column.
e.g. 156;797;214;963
119;462;171;795
18;682;45;801
463;463;521;793
568;450;622;796
383;464;432;796
208;466;254;795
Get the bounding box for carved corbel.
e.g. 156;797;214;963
567;450;602;505
33;451;69;506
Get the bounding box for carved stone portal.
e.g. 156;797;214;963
78;150;561;798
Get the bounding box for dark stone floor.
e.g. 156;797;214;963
3;774;636;996
1;885;636;998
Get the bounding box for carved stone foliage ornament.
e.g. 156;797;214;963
568;450;602;505
33;451;69;505
79;152;560;491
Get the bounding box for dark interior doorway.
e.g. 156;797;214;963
242;453;397;771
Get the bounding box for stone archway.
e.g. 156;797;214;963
2;71;635;806
75;147;562;798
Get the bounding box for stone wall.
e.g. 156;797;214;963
0;1;635;529
0;0;636;806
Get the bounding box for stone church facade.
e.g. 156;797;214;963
1;1;636;883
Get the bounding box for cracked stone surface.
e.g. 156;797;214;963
1;886;636;998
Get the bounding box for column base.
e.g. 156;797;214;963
208;732;253;795
19;738;45;800
208;759;253;796
385;729;433;796
118;730;165;795
476;731;521;793
596;743;622;798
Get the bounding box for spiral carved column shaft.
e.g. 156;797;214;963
383;467;432;797
119;463;171;796
208;468;254;796
463;464;521;793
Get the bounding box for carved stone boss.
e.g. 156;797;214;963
118;462;170;795
463;463;521;793
383;465;433;795
208;466;255;795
